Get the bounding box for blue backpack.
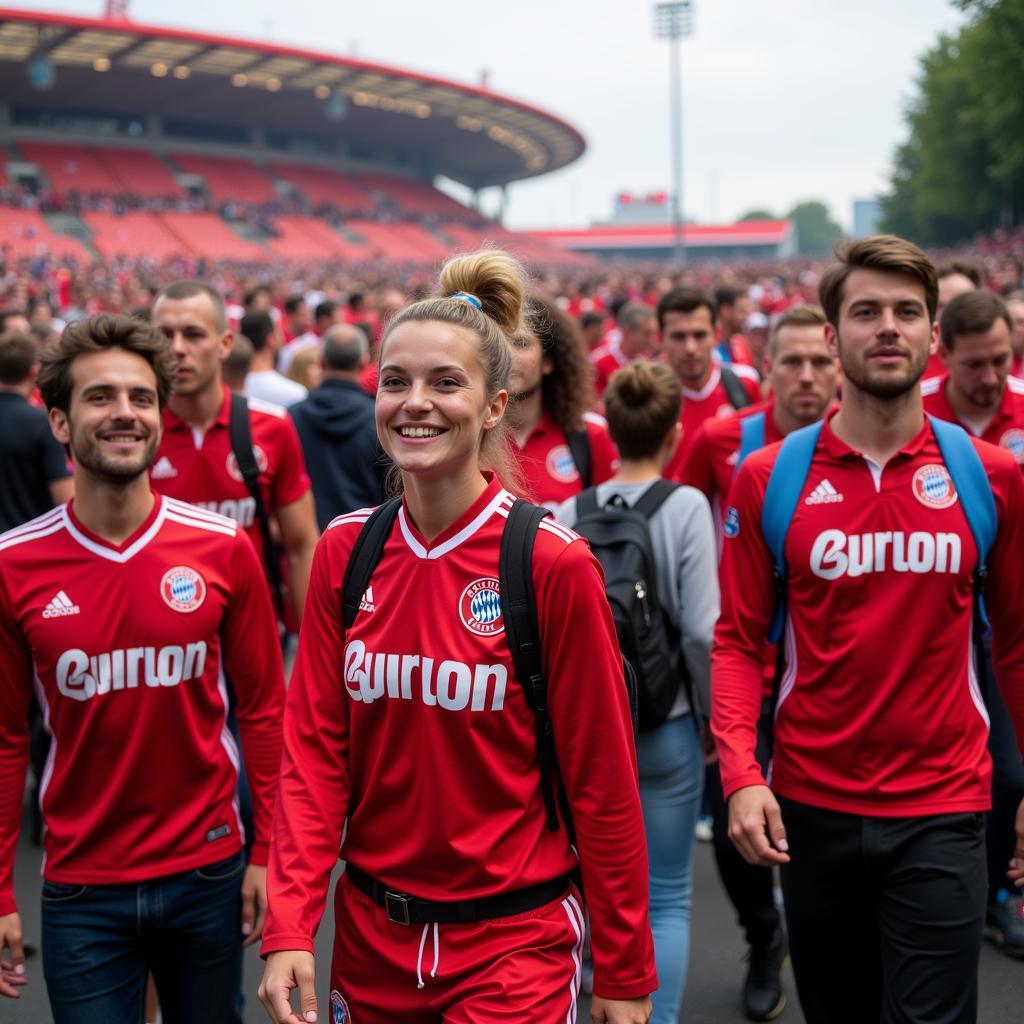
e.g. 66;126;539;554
755;415;997;650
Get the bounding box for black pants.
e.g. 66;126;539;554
779;799;986;1024
980;653;1024;904
706;699;781;949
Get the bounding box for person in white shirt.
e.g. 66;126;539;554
240;310;307;409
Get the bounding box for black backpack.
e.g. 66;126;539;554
341;496;638;840
572;479;690;731
720;364;753;411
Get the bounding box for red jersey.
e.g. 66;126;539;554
922;374;1024;468
151;385;311;566
665;365;763;479
677;400;783;530
713;412;1024;817
0;495;285;913
512;411;619;508
262;477;656;999
590;337;629;396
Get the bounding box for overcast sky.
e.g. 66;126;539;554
15;0;966;230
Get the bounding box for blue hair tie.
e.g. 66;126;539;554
449;291;482;309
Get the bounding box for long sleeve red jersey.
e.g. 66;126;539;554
0;495;285;916
262;476;657;1000
713;413;1024;817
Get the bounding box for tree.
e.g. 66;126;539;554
786;200;843;255
882;1;1024;245
738;209;776;222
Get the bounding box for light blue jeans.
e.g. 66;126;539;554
636;713;704;1024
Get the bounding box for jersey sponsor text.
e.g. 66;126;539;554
56;642;209;701
193;496;256;527
343;639;508;712
809;529;962;580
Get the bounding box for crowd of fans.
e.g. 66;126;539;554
3;228;1024;1024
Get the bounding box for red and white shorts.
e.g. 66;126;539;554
328;872;585;1023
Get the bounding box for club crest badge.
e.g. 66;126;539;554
724;506;740;538
546;444;580;484
1000;428;1024;464
226;445;268;482
912;464;958;510
330;990;351;1024
160;566;207;613
459;577;504;636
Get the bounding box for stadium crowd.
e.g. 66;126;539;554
0;230;1023;1024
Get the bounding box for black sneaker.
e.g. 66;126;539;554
743;929;787;1021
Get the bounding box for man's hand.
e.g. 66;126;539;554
259;951;317;1024
241;865;268;947
728;784;791;867
1009;796;1024;887
590;995;652;1023
0;912;26;998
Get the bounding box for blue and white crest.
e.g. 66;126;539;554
724;506;740;538
459;577;504;636
912;464;958;509
330;989;351;1024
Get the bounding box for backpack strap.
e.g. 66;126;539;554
928;415;998;631
498;498;561;832
734;410;767;478
630;478;680;519
229;392;285;621
720;365;753;411
341;497;403;630
761;420;823;644
574;486;600;520
565;429;593;490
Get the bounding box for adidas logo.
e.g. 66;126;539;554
43;590;80;618
151;456;178;479
359;586;376;613
805;479;844;505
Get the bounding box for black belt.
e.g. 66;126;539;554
345;863;570;926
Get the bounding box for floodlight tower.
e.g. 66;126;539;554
654;1;694;266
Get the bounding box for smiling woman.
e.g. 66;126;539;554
375;249;526;508
259;250;657;1024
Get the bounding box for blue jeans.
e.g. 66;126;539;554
637;713;704;1024
41;851;246;1024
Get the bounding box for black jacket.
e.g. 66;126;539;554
289;378;389;531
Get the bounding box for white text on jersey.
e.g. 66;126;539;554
56;643;208;702
809;530;962;580
194;498;256;527
344;639;508;712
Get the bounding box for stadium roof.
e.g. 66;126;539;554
0;8;586;188
532;220;795;251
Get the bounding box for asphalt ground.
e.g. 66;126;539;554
8;820;1022;1023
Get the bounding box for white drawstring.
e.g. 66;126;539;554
414;921;441;989
415;923;429;989
430;922;440;979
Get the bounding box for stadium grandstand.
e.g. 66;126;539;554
0;6;589;267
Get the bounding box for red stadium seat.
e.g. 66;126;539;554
19;142;122;194
170;153;278;205
352;173;470;217
345;220;450;263
93;148;184;199
159;212;266;261
266;216;373;261
83;210;186;260
0;208;89;260
268;164;376;213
